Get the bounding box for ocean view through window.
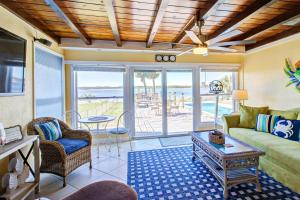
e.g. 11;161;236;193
71;66;237;137
76;70;124;130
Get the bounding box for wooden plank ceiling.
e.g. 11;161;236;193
1;0;300;51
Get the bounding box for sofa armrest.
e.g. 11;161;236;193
222;115;240;134
63;129;92;145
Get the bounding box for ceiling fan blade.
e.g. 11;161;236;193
177;48;193;56
208;46;238;53
206;29;243;45
185;30;202;44
209;40;256;47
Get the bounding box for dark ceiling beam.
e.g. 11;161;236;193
146;0;170;48
0;1;60;43
44;0;91;45
173;0;225;44
246;26;300;50
233;8;300;41
103;0;122;47
207;0;277;41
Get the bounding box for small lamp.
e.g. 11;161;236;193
232;90;248;112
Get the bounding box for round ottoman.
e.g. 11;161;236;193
63;181;137;200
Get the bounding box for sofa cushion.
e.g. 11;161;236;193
57;138;89;155
229;128;300;174
239;105;268;129
34;119;62;141
229;128;272;150
268;110;298;120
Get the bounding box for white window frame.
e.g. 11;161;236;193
68;61;240;138
71;65;126;129
199;70;238;127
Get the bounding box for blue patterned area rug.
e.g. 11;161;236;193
127;146;300;200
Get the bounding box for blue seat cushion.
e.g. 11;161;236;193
57;138;89;155
108;127;129;134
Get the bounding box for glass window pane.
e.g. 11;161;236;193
200;95;217;123
167;70;193;134
200;71;233;94
134;70;162;137
199;71;235;130
218;95;234;116
76;70;124;130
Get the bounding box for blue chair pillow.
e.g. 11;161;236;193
57;138;89;154
272;119;300;141
34;119;62;141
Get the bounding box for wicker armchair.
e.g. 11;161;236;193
27;117;92;187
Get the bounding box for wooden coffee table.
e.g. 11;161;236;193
191;131;265;199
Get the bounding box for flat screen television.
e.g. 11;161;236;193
0;28;26;96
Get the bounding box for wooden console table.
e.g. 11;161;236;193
0;135;40;200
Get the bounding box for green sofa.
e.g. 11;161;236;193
222;108;300;194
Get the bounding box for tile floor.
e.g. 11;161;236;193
37;138;165;200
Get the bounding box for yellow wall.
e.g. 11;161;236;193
0;6;62;173
243;37;300;109
64;50;243;63
0;6;63;127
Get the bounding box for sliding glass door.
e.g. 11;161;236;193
133;70;163;137
132;68;194;137
71;64;238;138
166;70;193;134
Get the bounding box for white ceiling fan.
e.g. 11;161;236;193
176;18;256;56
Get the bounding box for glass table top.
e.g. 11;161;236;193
78;115;116;123
193;131;256;154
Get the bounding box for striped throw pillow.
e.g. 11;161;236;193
256;114;280;133
34;119;62;140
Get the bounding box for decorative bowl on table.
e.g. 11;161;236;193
209;130;225;145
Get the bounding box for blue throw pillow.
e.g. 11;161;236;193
256;114;280;133
272;119;300;141
34;119;62;141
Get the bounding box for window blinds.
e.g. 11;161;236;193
34;47;64;120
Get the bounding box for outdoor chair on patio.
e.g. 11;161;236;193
64;110;91;131
27;117;92;187
108;111;132;156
